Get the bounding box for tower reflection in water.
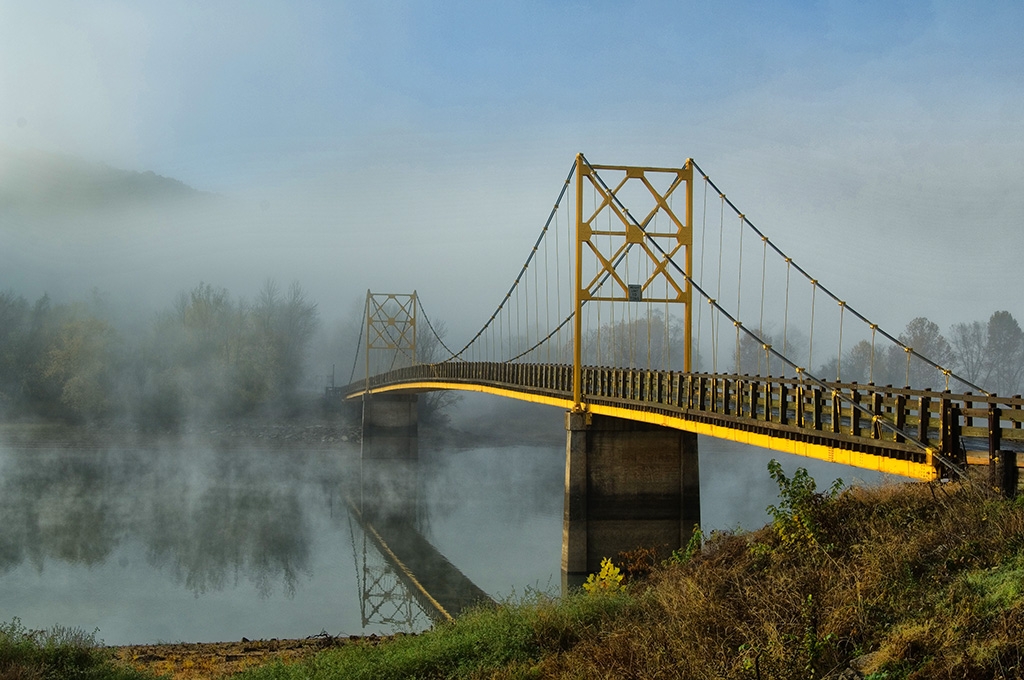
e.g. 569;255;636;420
349;427;492;630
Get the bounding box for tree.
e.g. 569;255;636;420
0;291;29;412
40;314;120;422
845;339;876;384
250;279;319;403
581;309;686;371
949;320;988;388
893;317;952;389
985;311;1024;396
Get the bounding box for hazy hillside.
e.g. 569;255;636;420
0;147;210;218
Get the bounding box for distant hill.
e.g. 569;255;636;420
0;147;212;217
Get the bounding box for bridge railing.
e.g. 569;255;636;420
345;362;1024;471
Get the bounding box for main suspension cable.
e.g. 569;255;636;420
688;159;986;395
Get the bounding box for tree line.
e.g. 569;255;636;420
0;280;319;429
567;306;1023;396
735;311;1024;395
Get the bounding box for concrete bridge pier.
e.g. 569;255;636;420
360;394;419;522
562;411;701;590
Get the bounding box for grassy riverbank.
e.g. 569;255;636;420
9;468;1024;679
221;472;1024;679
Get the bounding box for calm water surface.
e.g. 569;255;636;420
0;431;890;645
0;438;563;645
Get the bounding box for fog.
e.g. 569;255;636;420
2;4;1022;342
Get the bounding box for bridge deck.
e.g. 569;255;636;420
344;362;1024;482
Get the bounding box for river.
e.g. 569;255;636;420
0;411;892;646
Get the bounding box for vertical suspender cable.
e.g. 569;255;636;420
783;259;791;378
869;325;877;384
808;281;817;374
536;244;544;360
837;302;846;381
544;224;550;363
735;214;745;373
713;195;725;367
696;176;709;369
711;298;719;372
557;201;565;360
758;237;768;374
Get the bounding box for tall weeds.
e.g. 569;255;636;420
0;618;154;680
539;469;1024;679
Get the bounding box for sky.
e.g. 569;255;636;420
2;0;1023;346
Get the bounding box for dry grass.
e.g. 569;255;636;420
533;475;1024;679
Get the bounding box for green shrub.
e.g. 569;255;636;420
0;618;155;680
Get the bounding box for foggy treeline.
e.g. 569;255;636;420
0;279;319;429
2;276;1021;432
570;307;1024;395
732;311;1024;395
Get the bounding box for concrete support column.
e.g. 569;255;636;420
562;412;700;588
360;394;419;521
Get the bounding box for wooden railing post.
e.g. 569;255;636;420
871;390;883;439
749;380;760;421
812;387;822;430
989;402;1002;463
894;393;906;444
778;383;789;426
918;396;931;446
850;389;861;437
796;383;806;428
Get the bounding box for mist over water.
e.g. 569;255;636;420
0;430;564;645
0;388;902;646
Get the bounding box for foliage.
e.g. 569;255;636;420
764;459;843;551
147;279;319;422
666;524;704;566
986;310;1024;395
0;281;321;427
582;557;624;595
0;618;155;679
616;545;662;582
13;473;1024;680
229;592;630;680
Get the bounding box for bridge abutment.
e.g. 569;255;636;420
360;394;419;521
562;411;700;589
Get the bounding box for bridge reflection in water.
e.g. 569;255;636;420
350;395;493;625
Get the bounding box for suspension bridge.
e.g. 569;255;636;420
339;154;1022;581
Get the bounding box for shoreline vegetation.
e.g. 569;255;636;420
4;464;1024;679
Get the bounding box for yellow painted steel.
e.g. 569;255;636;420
358;380;576;411
584;403;938;482
365;290;417;391
573;155;585;410
571;157;694;410
349;380;937;481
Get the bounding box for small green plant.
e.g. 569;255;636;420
765;459;843;550
666;525;704;565
582;557;624;594
0;617;154;679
